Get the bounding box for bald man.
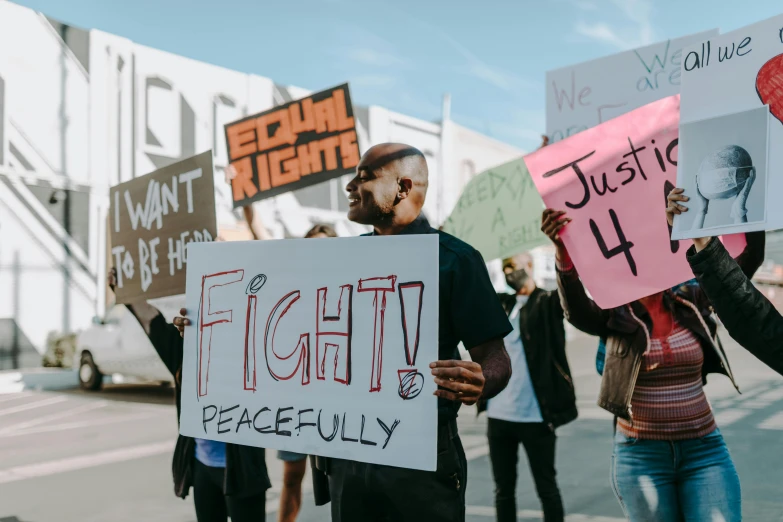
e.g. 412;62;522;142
478;251;577;522
316;143;513;521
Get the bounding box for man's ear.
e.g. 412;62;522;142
398;177;414;199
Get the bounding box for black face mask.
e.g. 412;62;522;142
505;268;529;292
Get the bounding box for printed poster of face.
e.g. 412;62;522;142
672;106;770;240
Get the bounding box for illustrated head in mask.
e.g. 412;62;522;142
693;144;756;228
502;252;534;294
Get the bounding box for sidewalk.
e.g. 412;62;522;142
0;368;79;394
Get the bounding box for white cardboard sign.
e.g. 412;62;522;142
679;13;783;232
180;236;439;471
672;106;770;239
546;30;717;143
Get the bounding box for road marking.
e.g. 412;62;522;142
460;434;487;448
577;408;613;420
757;387;783;402
758;412;783;430
0;396;67;418
465;444;489;461
0;392;31;403
741;400;772;409
0;413;160;438
714;408;752;427
0;401;108;435
466;505;624;521
262;443;497;515
0;440;175;484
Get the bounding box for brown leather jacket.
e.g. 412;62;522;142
556;232;765;422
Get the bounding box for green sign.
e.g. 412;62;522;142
442;157;548;262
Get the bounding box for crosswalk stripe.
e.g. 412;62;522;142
0;396;67;417
0;413;159;438
0;392;31;403
756;387;783;402
0;440;175;484
466;505;624;521
0;401;107;435
714;408;752;427
758;411;783;430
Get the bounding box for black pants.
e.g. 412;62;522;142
487;418;563;522
327;420;466;522
192;460;266;522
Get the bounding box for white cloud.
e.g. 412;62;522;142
575;0;598;10
452;108;546;151
610;0;654;46
327;25;410;69
440;33;537;93
349;74;397;88
352;2;536;94
342;48;406;67
575;21;628;50
573;0;656;50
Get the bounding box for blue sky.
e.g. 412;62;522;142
12;0;783;152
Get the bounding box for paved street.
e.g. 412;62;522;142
1;329;783;522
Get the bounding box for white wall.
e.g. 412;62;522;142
0;2;90;182
0;1;527;358
442;121;524;222
0;1;96;352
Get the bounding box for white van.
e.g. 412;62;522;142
73;303;172;390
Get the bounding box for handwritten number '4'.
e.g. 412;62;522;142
589;209;637;276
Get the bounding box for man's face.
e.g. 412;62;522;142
345;163;399;225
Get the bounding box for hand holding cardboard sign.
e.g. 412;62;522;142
691;177;710;230
541;209;571;263
666;188;690;226
730;168;756;224
430;360;485;406
224;163;237;184
173;308;191;338
108;267;118;293
666;189;714;252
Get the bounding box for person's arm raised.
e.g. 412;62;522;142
108;268;182;375
108;268;160;335
687;237;783;376
667;187;712;252
226;163;272;241
243;205;272;240
542;209;611;337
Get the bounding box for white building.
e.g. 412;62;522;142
0;0;524;366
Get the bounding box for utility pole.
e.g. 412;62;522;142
438;93;451;225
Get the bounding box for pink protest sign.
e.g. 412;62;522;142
525;95;746;309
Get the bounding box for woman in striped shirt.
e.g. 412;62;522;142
542;209;765;522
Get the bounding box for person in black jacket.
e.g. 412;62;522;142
477;251;576;522
667;187;783;375
108;269;270;522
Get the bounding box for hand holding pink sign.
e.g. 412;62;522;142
525;95;746;309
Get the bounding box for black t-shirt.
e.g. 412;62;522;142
364;214;513;421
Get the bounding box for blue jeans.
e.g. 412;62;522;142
611;428;741;521
278;450;307;462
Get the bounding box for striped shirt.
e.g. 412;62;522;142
618;324;716;440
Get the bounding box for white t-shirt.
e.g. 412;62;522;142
487;295;543;423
